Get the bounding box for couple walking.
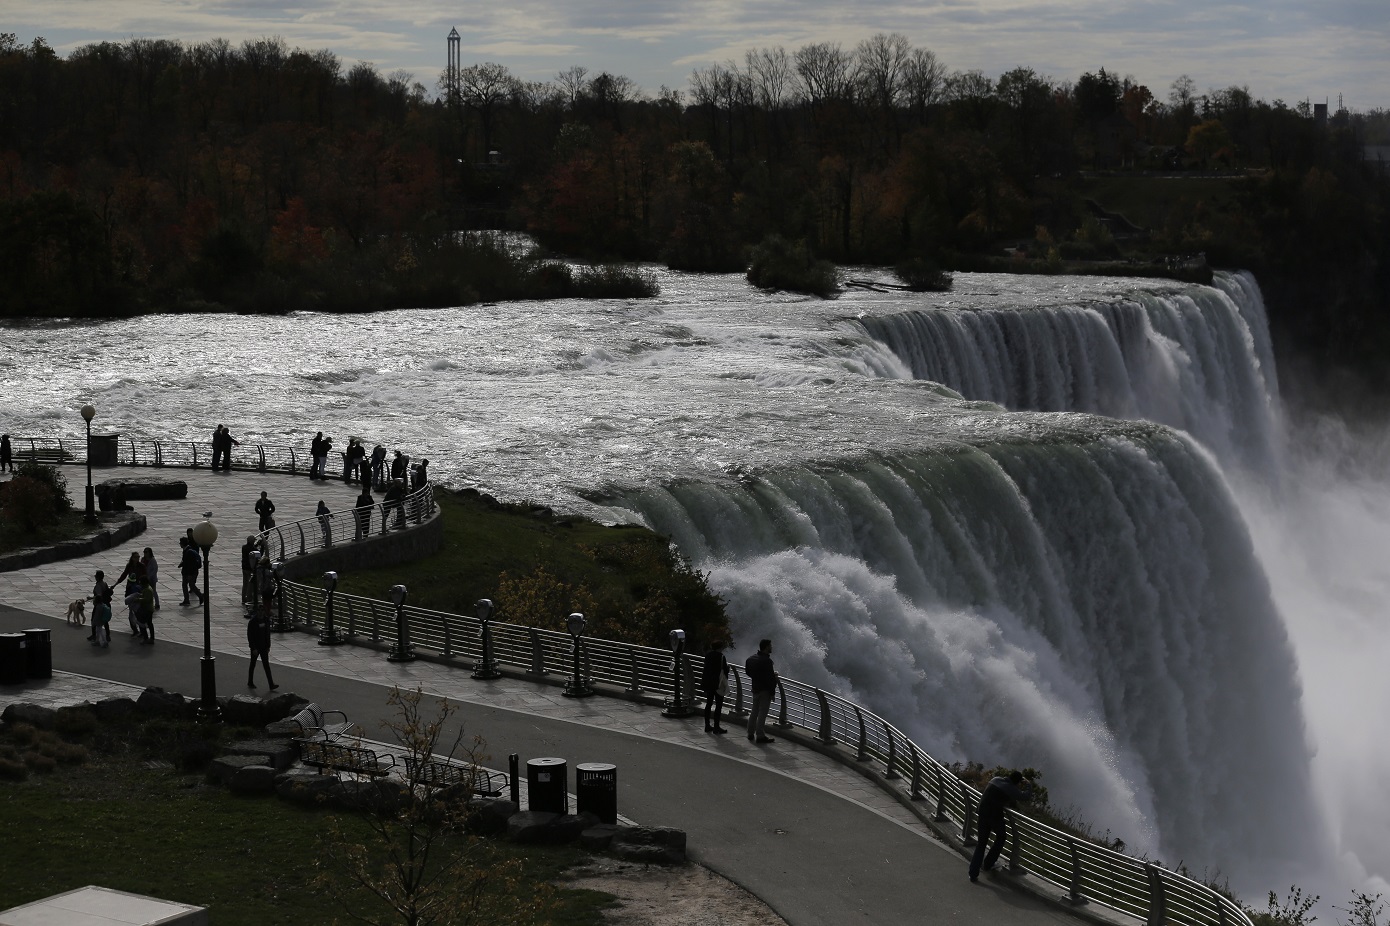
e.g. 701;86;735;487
701;638;778;743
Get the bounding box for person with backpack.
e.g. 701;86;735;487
246;608;277;689
179;537;204;606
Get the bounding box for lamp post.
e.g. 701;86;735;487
472;598;501;679
191;513;220;723
562;612;593;698
387;584;414;662
663;628;696;717
319;571;342;645
80;404;96;523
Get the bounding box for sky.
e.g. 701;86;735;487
7;0;1389;111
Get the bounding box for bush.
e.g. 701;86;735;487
53;706;98;738
0;475;59;531
572;264;659;298
746;235;839;297
893;257;953;292
0;754;28;780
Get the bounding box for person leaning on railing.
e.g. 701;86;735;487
968;770;1035;882
353;487;373;540
381;478;406;531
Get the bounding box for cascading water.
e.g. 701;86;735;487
2;268;1376;901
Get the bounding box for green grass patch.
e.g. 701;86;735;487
336;491;728;650
0;715;613;926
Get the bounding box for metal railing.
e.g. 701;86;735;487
255;483;437;561
273;583;1251;926
8;434;389;479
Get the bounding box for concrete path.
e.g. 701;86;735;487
0;465;1099;926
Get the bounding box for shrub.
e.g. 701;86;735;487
53;706;98;738
746;235;839;297
0;475;60;531
0;755;28;780
572;264;659;298
893;257;953;292
15;461;72;512
23;750;56;774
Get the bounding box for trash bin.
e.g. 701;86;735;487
576;763;618;824
0;633;26;685
22;628;52;679
90;433;120;466
526;757;567;814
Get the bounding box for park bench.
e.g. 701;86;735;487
287;702;357;740
402;756;508;797
296;737;397;778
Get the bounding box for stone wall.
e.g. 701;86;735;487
276;512;443;581
0;512;145;573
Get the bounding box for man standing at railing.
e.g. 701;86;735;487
382;478;405;531
0;434;12;473
353;486;373;540
745;638;777;744
968;770;1035;882
241;535;259;605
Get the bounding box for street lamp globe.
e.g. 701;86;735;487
192;516;219;549
80;404;95;423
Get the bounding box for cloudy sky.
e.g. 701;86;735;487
8;0;1388;111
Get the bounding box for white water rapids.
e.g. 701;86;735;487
2;269;1384;902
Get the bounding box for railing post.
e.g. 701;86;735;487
192;442;199;468
154;441;162;466
528;628;546;675
1066;838;1086;904
625;647;643;696
731;670;747;716
1145;864;1165;926
345;598;358;638
370;601;381;641
814;689;835;744
296;523;306;556
289;449;297;475
909;748;925;800
961;786;976;844
853;706;868;760
258;445;266;473
442;616;453;657
773;678;791;728
1007;814;1027;874
934;764;948;821
883;721;900;779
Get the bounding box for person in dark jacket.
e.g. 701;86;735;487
744;638;778;743
370;444;387;488
254;491;276;530
701;640;730;734
246;609;277;689
241;535;259;605
353;487;374;540
382;478;406;531
179;537;204;606
968;771;1035;881
0;434;12;473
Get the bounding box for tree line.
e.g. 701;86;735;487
2;31;1387;392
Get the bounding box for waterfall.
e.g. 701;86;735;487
857;272;1283;472
618;425;1324;890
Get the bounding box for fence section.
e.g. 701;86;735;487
274;580;1251;926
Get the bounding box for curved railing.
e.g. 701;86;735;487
273;582;1251;926
254;483;437;561
8;434;355;476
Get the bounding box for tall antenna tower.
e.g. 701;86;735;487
447;27;460;105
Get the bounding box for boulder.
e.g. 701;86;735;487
332;779;409;814
2;703;56;730
208;754;270;785
221;695;267;726
224;739;297;772
136;687;187;718
506;810;560;844
92;697;138;722
550;812;601;843
263;718;302;738
610;825;687;865
465;798;519;836
264;692;308;720
275;771;340;806
227;764;278;796
580;823;624;851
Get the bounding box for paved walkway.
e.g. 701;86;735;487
0;465;1101;926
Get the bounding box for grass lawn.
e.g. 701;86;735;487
0;715;616;925
333;490;727;649
0;510;88;555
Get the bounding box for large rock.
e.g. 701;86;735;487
92;697;138;722
465;798;519;836
610;825;687;865
550;812;601;843
227;764;278;795
2;703;56;730
332;779;409;814
208;754;271;785
224;739;297;772
506;810;561;844
264;692;308;721
263;718;303;739
580;823;624;851
136;687;187;718
276;771;341;806
221;695;267;727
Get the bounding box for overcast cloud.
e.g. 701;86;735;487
8;0;1387;110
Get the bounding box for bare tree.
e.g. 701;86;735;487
853;32;910;110
745;46;793;110
318;686;551;926
902;47;947;123
458;62;520;157
793;41;854;107
554;64;589;109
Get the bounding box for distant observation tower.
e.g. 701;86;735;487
446;27;460;105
